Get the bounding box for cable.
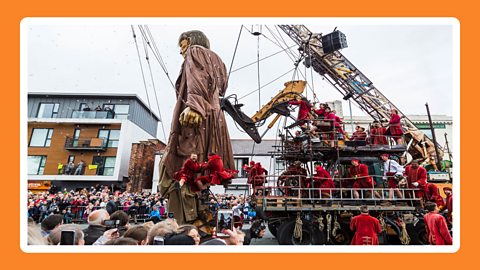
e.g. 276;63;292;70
230;45;296;73
238;68;295;101
257;34;261;110
227;25;243;80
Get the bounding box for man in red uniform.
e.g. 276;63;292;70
288;97;312;128
386;108;403;145
349;159;380;199
350;126;367;141
350;205;382;245
173;153;203;192
424;201;452;245
425;182;445;209
443;187;453;225
248;162;267;192
312;163;335;198
370;120;388;145
404;160;427;207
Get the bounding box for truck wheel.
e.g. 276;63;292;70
407;221;428;245
277;220;325;245
268;221;281;237
255;206;268;221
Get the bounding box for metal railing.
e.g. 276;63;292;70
64;137;107;150
71;110;114;119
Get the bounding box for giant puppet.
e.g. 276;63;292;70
158;30;234;224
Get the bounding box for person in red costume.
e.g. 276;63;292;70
313;103;327;118
348;159;380;199
288;97;312;128
324;107;345;145
370;120;388;145
350;126;367;141
425;182;445;209
312;163;335;198
248;162;267;193
443;187;453;225
424;201;452;245
173;153;203;192
350;205;382;245
242;161;255;176
404;159;428;207
201;153;238;187
386;108;404;145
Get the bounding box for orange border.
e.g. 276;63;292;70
5;0;475;268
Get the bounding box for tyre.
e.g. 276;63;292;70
277;220;325;245
330;224;351;245
267;220;281;237
255;206;268;221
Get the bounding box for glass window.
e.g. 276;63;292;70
98;129;120;148
104;157;116;176
29;128;53;147
28;156;47;175
114;104;129;119
37;103;59;118
234;158;249;177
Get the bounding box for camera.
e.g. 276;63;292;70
153;236;164;245
167;212;174;219
60;230;75;245
104;219;120;229
216;209;234;237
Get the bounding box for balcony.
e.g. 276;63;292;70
65;137;107;151
71;110;114;119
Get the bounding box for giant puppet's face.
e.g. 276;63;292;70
180;39;190;58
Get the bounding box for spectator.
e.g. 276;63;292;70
176;225;200;245
424;202;452;245
28;224;49;245
105;237;138;245
49;224;85;245
106;196;118;215
242;220;266;245
164;234;196;245
149;205;161;223
124;226;149;245
83;209;109;245
147;219;179;245
109;210;130;236
41;214;63;237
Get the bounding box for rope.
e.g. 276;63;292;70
326;213;332;243
399;219;411;245
227;25;243;80
332;215;341;237
318;215;324;231
293;212;303;241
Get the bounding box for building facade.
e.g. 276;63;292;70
27;93;160;191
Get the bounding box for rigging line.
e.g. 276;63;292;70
257;34;261;110
238;67;295;101
138;25;166;72
131;25;154;120
138;25;176;89
274;25;300;59
140;28;168;142
227;25;243;80
264;26;298;62
230;45;296;73
145;24;175;87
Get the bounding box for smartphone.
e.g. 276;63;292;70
153;236;164;245
104;219;119;228
167;212;174;219
60;230;75;245
216;209;234;237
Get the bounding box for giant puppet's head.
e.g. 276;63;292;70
178;30;211;58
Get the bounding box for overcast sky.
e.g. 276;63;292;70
25;19;455;140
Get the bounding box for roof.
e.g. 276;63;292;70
28;92;161;122
231;139;280;156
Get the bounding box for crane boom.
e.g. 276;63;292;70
278;25;443;162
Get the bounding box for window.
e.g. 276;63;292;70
79;103;88;110
234;158;249;178
29;128;53;147
37;103;59;118
98;129;120;148
103;104;130;119
67;155;75;163
92;156;116;176
276;159;285;172
28;156;47;175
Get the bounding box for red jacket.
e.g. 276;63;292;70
445;194;453;223
175;159;201;183
388;113;403;136
350;213;382;245
370;127;388;145
404;165;427;190
351;131;367;141
288;100;312;121
314;108;325;118
312;167;335;193
205;155;237;185
348;164;373;186
424;212;452;245
426;183;445;208
248;164;266;186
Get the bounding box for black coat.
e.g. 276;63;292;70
106;201;117;215
82;225;106;245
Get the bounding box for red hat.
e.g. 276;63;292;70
380;153;390;158
351;158;360;163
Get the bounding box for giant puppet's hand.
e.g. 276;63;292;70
179;107;203;127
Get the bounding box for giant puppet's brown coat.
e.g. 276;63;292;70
158;45;234;224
